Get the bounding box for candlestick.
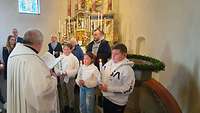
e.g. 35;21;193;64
99;59;103;83
68;16;71;33
58;18;61;32
97;12;100;28
93;21;96;30
77;15;79;28
61;24;63;37
81;20;84;28
92;0;96;12
99;59;102;71
74;21;76;34
89;16;91;31
108;0;112;11
101;13;103;30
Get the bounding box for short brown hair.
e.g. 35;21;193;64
63;43;73;50
85;52;96;64
93;28;104;35
112;43;127;53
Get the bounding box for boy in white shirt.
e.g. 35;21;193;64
76;52;100;113
55;43;79;113
99;43;135;113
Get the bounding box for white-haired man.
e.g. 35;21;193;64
7;29;59;113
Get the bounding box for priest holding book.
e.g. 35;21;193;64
7;29;59;113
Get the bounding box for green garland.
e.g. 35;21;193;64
127;54;165;72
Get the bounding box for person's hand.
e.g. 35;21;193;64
57;71;67;80
99;83;108;92
50;69;57;77
79;80;85;86
0;64;4;71
59;74;65;81
56;72;62;77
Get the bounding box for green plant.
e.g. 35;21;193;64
127;54;165;72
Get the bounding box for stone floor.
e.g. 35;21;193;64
0;73;170;113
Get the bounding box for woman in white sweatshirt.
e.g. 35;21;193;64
76;52;100;113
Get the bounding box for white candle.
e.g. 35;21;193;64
68;16;71;32
89;16;91;31
104;18;106;32
61;24;63;36
81;20;84;28
101;13;103;30
74;21;76;33
94;21;96;30
59;18;61;32
77;15;79;28
99;59;102;71
97;12;100;28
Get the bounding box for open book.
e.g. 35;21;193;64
41;52;62;69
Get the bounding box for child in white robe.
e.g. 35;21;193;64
55;43;79;112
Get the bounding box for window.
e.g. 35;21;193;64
18;0;40;14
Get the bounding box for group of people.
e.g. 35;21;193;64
0;28;23;112
1;28;135;113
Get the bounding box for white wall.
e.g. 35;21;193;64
116;0;200;113
0;0;68;58
1;0;200;112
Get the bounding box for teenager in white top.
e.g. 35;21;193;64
99;43;135;113
55;43;79;112
76;52;100;113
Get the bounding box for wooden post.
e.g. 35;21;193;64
68;0;71;16
92;0;96;12
108;0;112;11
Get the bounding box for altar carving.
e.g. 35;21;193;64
59;0;115;46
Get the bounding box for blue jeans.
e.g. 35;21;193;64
79;87;96;113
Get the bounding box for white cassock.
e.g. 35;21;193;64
7;43;59;113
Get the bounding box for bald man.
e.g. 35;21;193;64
7;29;59;113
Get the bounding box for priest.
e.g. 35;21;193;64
7;29;59;113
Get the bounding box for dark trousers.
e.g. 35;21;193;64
103;97;126;113
0;89;5;104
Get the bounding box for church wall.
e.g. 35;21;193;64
0;0;200;112
116;0;200;113
0;0;68;57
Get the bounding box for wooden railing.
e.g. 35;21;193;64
143;79;182;113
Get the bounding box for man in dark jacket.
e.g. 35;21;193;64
86;28;111;68
12;28;24;43
70;38;84;61
48;35;63;58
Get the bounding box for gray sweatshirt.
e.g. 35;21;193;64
101;58;135;106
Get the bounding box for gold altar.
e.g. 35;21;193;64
59;0;116;46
